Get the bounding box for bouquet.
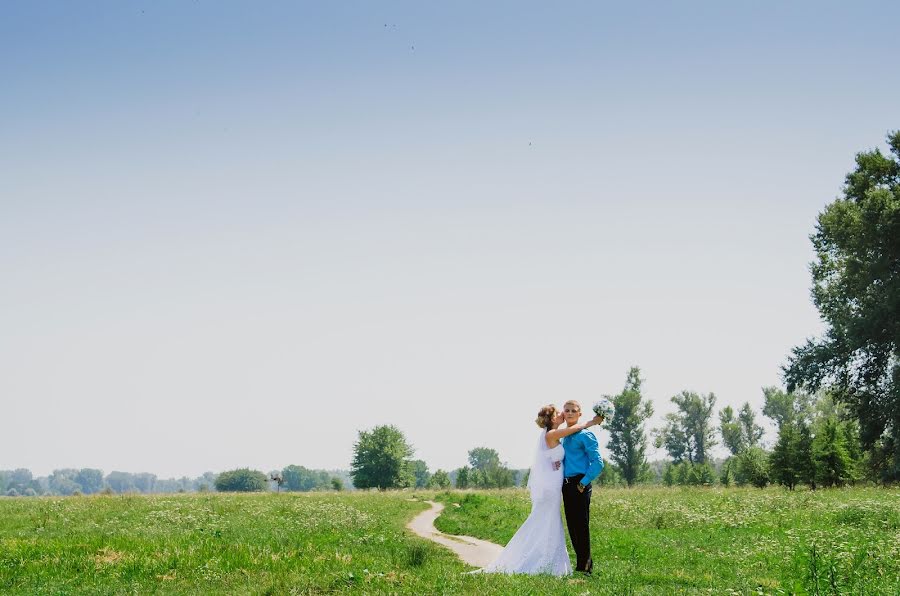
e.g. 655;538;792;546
592;398;615;424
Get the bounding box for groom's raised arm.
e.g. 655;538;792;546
580;431;604;485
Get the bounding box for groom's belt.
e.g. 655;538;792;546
563;474;585;485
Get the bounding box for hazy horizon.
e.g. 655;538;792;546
3;1;899;478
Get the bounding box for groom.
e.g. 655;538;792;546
561;399;603;574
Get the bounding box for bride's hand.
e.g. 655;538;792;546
552;460;561;471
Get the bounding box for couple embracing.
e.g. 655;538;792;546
484;400;604;576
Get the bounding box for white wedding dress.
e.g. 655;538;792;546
483;430;572;576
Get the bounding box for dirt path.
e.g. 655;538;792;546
406;500;504;569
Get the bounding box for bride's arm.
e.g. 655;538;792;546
546;415;603;442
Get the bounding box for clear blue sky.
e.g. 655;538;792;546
2;1;898;477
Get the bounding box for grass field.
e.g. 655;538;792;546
0;486;898;594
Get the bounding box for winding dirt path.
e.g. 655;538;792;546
406;500;504;569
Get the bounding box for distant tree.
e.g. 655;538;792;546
49;469;82;495
6;469;33;494
410;460;431;489
133;473;157;493
428;469;451;489
350;425;415;490
454;466;470;489
739;403;764;448
656;391;717;464
75;469;104;494
467;447;514;488
607;367;654;486
104;471;135;493
214;468;268;492
331;477;344;491
719;406;744;455
282;465;331;492
467;447;501;471
784;131;900;481
6;488;19;497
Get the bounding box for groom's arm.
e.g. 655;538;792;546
579;431;604;485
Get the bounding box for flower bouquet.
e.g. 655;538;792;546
592;398;615;424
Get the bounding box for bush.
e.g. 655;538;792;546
23;488;37;497
5;488;19;497
214;468;268;492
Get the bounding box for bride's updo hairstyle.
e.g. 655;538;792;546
535;405;558;429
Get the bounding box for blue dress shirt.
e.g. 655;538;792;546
562;430;604;485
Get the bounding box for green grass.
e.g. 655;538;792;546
434;486;900;594
0;487;897;594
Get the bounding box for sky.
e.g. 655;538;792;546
2;1;899;478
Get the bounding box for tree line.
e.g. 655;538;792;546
0;466;353;497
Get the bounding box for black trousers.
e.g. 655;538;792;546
562;475;593;573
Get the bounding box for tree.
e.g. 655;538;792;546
735;447;770;488
282;465;330;492
814;417;854;488
428;469;451;489
133;473;157;493
350;425;415;489
769;422;801;490
104;471;135;494
410;460;431;489
655;391;717;464
467;447;501;471
762;386;813;430
454;466;470;489
719;406;744;455
466;447;515;488
75;469;104;494
214;468;268;492
49;469;82;495
720;458;736;487
331;477;344;491
607;367;654;486
6;469;33;494
784;131;900;481
739;403;764;449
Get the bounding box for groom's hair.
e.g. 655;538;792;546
563;399;582;412
535;405;558;429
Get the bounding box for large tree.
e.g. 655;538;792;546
656;391;718;464
784;131;900;481
350;425;415;489
606;366;654;486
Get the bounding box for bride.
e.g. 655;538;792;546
483;405;602;576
